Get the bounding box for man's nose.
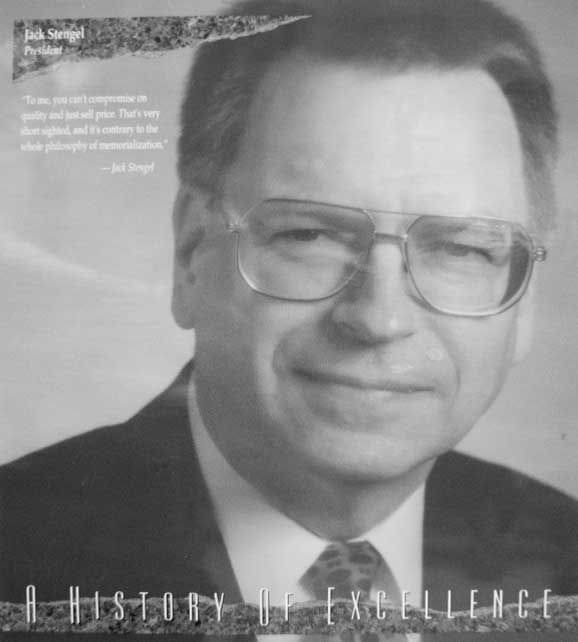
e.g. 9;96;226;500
329;242;419;345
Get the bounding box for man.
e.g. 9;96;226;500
2;0;578;614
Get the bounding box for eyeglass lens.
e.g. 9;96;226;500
237;200;533;315
406;217;531;314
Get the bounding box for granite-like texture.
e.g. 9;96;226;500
1;595;578;634
13;16;309;80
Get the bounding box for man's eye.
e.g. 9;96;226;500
439;241;495;263
274;228;325;242
446;242;487;257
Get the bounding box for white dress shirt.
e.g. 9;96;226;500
188;379;425;608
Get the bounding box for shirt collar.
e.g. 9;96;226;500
188;376;424;606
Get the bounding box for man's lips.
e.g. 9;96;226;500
291;367;434;393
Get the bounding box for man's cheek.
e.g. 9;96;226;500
457;336;515;410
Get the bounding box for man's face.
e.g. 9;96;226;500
177;56;531;485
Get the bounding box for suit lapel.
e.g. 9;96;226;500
422;450;578;610
140;361;243;601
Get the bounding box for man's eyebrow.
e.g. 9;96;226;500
262;203;357;221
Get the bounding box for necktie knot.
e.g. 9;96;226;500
301;540;389;601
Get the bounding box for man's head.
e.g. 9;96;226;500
172;0;556;503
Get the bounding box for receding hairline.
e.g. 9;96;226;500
234;50;525;158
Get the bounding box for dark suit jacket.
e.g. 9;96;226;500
2;362;578;609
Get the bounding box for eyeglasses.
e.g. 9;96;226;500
225;198;547;317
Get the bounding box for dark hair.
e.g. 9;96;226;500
178;0;557;232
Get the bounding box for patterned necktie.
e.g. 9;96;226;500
300;540;400;603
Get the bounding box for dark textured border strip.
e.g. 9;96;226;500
12;16;309;81
1;596;578;634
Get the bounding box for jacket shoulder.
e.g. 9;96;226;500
0;364;199;602
425;451;578;597
427;450;578;530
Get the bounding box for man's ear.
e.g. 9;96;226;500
171;187;208;329
512;279;535;365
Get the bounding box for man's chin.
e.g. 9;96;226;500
287;422;440;485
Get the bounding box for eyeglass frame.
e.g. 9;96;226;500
224;197;547;318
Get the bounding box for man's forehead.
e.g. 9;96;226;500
224;53;527;223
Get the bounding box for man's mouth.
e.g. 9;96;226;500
291;367;433;394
